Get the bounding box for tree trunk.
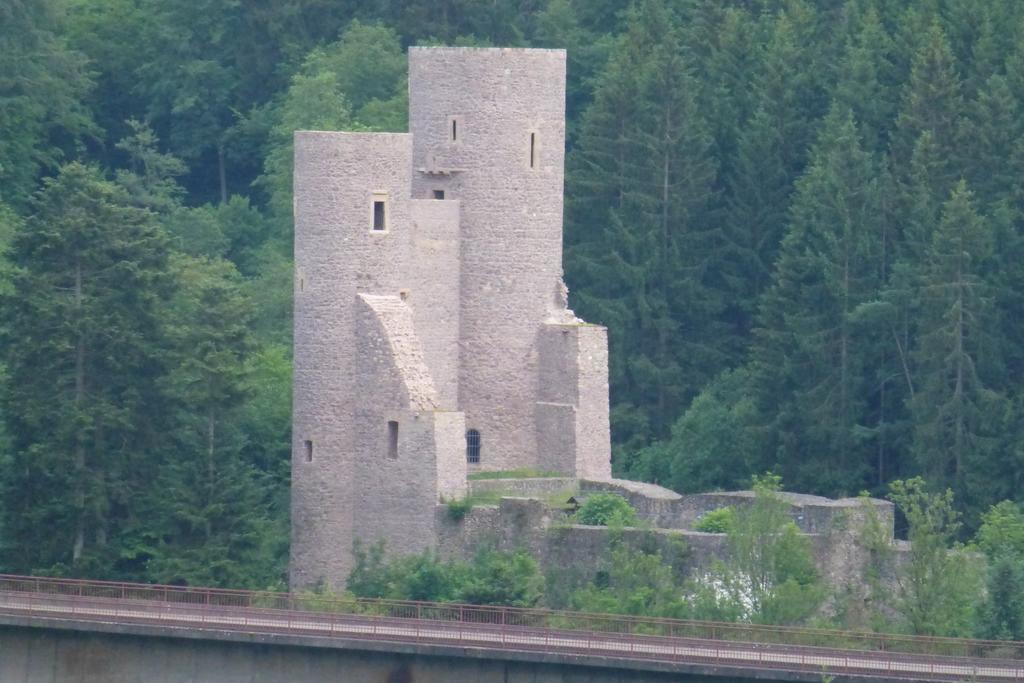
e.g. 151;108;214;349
73;259;86;563
953;245;965;480
218;143;228;205
206;408;216;542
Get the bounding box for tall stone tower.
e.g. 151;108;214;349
291;47;611;589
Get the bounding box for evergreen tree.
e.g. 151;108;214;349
720;106;791;338
566;0;718;460
910;182;1001;505
833;5;898;154
754;106;885;495
891;22;963;183
145;255;282;587
0;163;172;574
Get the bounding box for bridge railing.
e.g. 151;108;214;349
1;573;1021;662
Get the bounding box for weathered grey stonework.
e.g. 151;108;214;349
433;485;902;615
291;47;611;589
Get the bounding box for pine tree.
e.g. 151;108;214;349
565;0;718;455
145;255;282;588
833;5;898;154
720;106;791;338
891;22;964;182
0;163;172;573
753;106;885;494
910;182;1001;501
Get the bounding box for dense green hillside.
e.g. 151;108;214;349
3;0;1024;602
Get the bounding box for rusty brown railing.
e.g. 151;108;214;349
0;574;1021;681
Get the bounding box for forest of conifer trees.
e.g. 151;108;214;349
2;0;1024;619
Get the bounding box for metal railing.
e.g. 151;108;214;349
0;573;1021;682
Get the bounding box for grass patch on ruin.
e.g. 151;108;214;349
468;468;564;480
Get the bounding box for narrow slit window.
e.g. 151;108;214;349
447;116;462;145
466;429;481;464
304;440;313;463
530;132;536;169
387;421;399;459
433;189;445;200
372;199;386;231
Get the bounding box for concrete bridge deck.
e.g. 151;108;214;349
0;575;1021;682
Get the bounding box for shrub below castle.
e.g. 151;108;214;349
575;493;639;527
348;541;544;607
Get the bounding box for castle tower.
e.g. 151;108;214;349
291;48;610;590
408;47;569;472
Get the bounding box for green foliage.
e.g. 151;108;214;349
975;501;1024;559
575;493;639;527
467;468;562;480
570;540;690;619
256;20;405;223
0;163;172;574
445;497;473;522
753;106;886;495
888;478;982;636
458;546;544;608
716;474;825;625
694;507;734;534
973;501;1024;640
976;554;1024;640
0;0;95;206
566;0;720;452
659;368;763;493
2;0;1024;601
909;183;1001;504
347;542;544;607
677;475;825;626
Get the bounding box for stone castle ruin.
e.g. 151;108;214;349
291;47;611;588
290;46;899;597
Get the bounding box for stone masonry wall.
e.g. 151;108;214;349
434;493;903;613
573;325;611;479
409;199;461;410
292;48;614;589
352;294;449;571
291;132;415;589
409;47;569;473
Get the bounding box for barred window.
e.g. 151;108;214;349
466;429;481;464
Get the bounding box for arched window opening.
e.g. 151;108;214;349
466;429;481;464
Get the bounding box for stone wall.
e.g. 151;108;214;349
291;132;415;589
579;480;895;538
434;488;900;610
468;477;576;498
290;47;621;590
408;199;461;410
409;47;570;474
